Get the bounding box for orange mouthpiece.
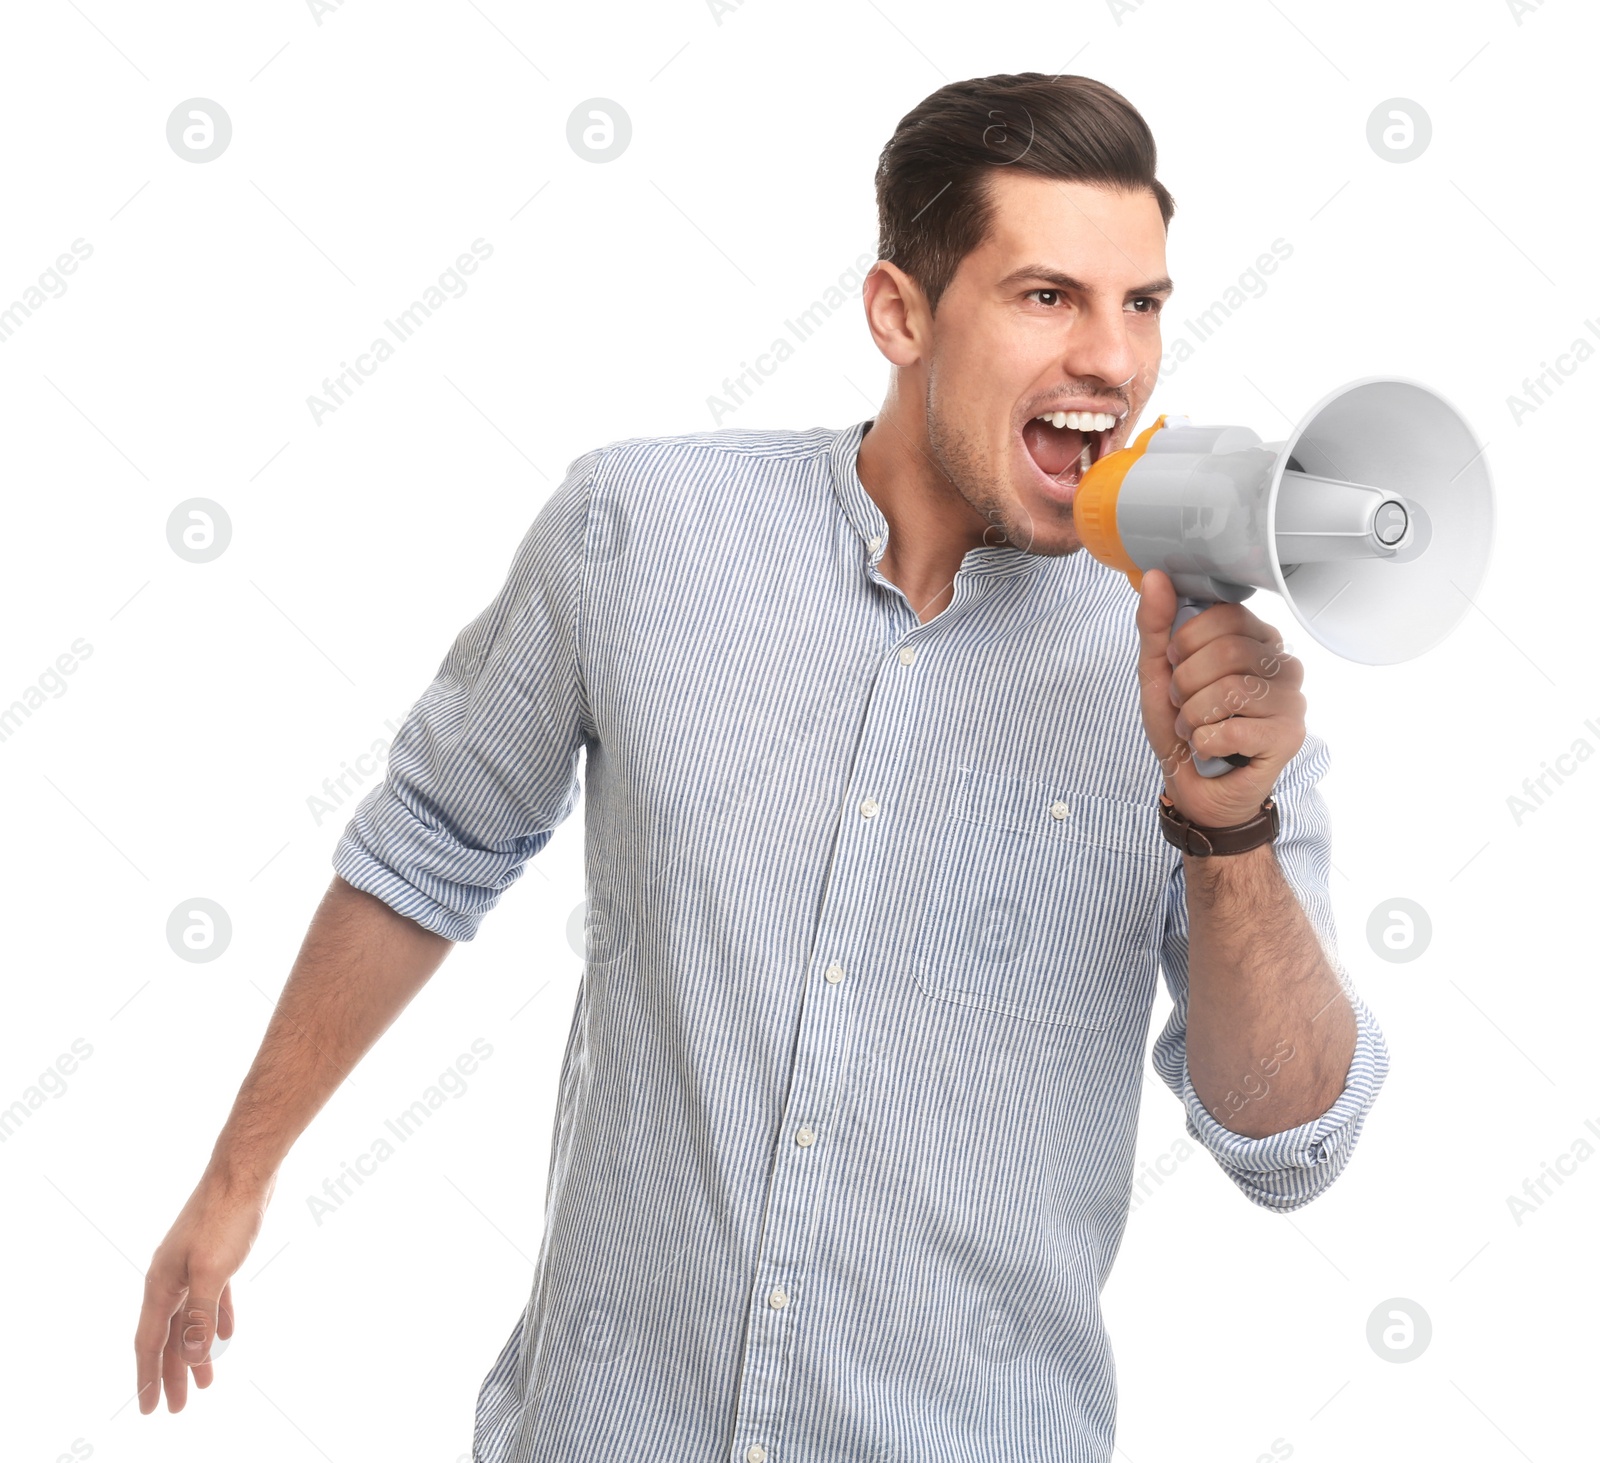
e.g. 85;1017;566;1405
1073;414;1166;591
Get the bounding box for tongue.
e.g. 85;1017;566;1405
1022;419;1089;480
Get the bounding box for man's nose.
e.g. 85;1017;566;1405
1062;303;1140;394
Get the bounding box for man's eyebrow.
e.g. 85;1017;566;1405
997;265;1174;298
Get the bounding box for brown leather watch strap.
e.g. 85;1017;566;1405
1157;792;1279;857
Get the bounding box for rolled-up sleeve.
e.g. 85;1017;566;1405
331;447;603;942
1150;729;1391;1211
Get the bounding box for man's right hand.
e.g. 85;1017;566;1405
134;1165;273;1414
130;875;454;1418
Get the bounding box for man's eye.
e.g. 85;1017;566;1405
1027;289;1063;307
1129;296;1165;315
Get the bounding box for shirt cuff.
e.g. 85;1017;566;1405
330;781;541;943
1172;985;1391;1211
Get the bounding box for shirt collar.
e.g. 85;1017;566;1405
829;418;1053;581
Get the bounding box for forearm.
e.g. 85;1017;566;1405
206;874;453;1191
1182;843;1357;1140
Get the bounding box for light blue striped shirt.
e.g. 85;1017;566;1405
332;418;1389;1463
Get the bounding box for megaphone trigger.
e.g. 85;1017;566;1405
1074;377;1495;779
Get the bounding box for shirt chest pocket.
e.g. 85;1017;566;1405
911;767;1175;1032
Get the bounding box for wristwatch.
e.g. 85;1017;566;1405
1157;792;1279;857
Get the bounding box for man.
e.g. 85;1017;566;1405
136;72;1388;1461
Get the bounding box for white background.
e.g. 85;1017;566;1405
0;2;1591;1460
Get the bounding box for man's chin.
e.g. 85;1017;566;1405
987;492;1083;558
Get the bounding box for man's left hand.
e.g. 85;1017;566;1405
1134;567;1307;827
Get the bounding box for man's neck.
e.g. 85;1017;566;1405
856;404;992;625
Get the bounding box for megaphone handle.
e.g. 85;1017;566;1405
1172;597;1254;779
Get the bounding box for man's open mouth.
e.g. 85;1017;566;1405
1020;408;1122;491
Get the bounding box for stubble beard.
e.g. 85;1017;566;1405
923;382;1076;559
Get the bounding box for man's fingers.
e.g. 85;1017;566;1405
1133;567;1178;667
1169;634;1302;707
1185;712;1270;763
1133;570;1183;746
134;1328;164;1415
179;1277;226;1391
198;1279;236;1385
1185;695;1305;768
135;1266;225;1414
180;1281;222;1366
162;1307;189;1412
190;1280;233;1388
1164;596;1279;660
135;1269;186;1415
133;1363;163;1416
1176;677;1303;738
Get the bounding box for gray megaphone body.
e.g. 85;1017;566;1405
1073;377;1495;777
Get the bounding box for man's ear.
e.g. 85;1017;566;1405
862;259;930;368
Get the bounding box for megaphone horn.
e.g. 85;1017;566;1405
1074;377;1495;778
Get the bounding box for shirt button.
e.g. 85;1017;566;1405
1049;800;1071;821
769;1287;789;1309
898;645;916;666
860;797;878;818
868;534;881;551
796;1125;816;1147
824;962;844;984
746;1447;768;1463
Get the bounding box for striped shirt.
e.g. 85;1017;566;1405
332;418;1389;1463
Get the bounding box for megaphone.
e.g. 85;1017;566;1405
1074;376;1494;777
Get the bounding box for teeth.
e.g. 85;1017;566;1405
1035;411;1115;431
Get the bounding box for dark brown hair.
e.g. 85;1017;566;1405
873;73;1175;315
